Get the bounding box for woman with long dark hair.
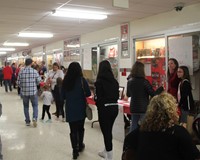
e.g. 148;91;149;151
167;58;180;98
62;62;91;159
94;60;119;160
177;66;194;128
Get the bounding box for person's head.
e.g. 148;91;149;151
5;62;10;66
43;84;50;91
97;60;114;80
62;62;83;91
168;58;179;75
41;61;45;66
52;62;59;71
56;77;63;86
25;58;33;66
130;61;145;78
140;92;179;132
177;66;190;81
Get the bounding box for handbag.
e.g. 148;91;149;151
81;78;93;120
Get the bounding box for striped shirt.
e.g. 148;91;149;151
17;66;41;96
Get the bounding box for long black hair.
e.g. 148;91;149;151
97;60;115;80
179;66;191;82
62;62;83;91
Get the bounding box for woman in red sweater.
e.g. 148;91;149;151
167;58;180;99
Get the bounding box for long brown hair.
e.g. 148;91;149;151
130;61;145;78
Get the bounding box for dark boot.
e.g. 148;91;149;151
78;130;85;152
70;133;79;159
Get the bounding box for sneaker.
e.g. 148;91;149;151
98;149;106;158
40;119;45;123
32;119;37;127
26;123;30;126
46;119;52;123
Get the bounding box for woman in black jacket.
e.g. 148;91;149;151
177;66;194;128
94;60;119;160
127;61;163;132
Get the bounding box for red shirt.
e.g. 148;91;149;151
167;71;180;99
3;66;13;80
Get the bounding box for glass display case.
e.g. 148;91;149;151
135;38;166;90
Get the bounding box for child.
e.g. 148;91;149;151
40;85;54;123
54;77;65;121
177;66;194;128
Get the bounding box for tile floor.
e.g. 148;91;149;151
0;87;123;160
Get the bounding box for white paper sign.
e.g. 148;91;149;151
169;36;193;75
82;48;92;70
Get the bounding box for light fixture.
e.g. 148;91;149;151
0;52;7;55
3;42;29;46
0;48;15;51
67;44;80;48
137;55;155;59
18;32;53;38
52;9;108;20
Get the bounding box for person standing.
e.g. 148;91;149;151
54;77;65;121
167;58;180;98
3;62;13;92
94;60;119;160
177;66;194;128
45;62;64;115
126;61;163;132
17;58;41;127
40;85;53;123
0;67;3;87
62;62;91;160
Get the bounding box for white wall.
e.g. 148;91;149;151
130;3;200;37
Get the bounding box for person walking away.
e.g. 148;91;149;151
3;62;13;92
167;58;180;98
94;60;119;160
17;58;41;127
40;85;53;123
0;67;3;87
54;77;65;121
177;66;194;128
11;63;17;89
126;61;163;132
62;62;91;159
45;62;64;115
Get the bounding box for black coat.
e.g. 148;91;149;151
94;77;119;108
127;77;155;114
178;79;194;111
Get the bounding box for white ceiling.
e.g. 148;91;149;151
0;0;200;54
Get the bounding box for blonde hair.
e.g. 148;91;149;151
140;92;179;132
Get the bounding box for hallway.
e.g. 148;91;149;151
0;87;123;160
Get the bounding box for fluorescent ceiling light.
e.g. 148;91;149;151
0;48;15;51
67;44;80;48
3;42;29;46
18;32;53;38
0;51;6;54
52;9;107;20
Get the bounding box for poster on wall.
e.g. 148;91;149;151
169;36;193;75
121;41;129;58
121;23;130;58
82;48;92;70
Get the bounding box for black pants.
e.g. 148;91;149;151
98;105;118;151
41;105;51;120
69;119;85;151
4;79;12;92
55;100;64;118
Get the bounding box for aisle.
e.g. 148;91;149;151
0;87;123;160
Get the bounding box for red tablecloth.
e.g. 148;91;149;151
86;96;130;114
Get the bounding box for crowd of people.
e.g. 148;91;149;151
0;57;199;160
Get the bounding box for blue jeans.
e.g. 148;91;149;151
130;113;145;132
22;94;38;123
4;79;12;92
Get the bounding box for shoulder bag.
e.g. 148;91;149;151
81;78;93;120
